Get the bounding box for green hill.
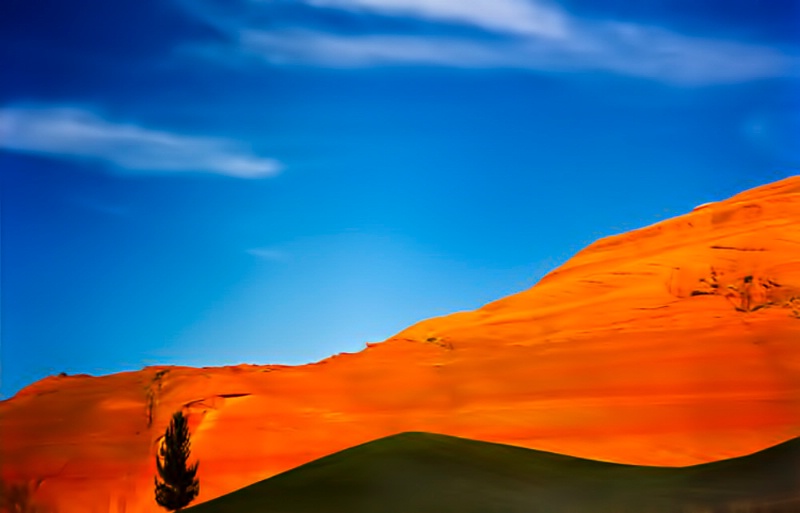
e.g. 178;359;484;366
186;432;800;513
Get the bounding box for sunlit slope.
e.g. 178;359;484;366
389;175;800;464
187;432;800;513
1;176;799;513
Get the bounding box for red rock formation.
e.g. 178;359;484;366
2;177;799;513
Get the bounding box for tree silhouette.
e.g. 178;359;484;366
155;410;200;511
0;480;43;513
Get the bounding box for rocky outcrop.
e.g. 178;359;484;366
1;176;799;513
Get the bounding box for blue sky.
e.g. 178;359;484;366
1;0;798;398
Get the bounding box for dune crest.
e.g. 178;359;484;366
2;176;799;513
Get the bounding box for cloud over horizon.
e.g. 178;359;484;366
179;0;797;85
0;106;282;178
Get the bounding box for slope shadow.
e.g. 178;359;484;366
186;432;800;513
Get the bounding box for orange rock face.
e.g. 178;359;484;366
2;177;800;513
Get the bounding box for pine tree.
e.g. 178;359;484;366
154;410;200;511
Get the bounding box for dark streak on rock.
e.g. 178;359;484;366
710;245;766;251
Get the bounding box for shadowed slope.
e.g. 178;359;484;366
187;432;800;513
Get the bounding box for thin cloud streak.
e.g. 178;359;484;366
240;24;793;84
559;21;793;84
241;30;506;67
303;0;568;38
247;248;288;261
179;0;797;85
0;107;282;178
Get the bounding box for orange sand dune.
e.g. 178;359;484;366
2;177;799;513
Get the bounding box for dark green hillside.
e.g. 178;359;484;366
186;432;800;513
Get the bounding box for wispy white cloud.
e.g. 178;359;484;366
0;106;282;178
181;0;796;85
304;0;568;38
240;23;792;84
247;247;288;261
241;30;507;67
554;21;793;84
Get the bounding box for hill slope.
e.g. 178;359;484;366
186;432;800;513
1;176;799;513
